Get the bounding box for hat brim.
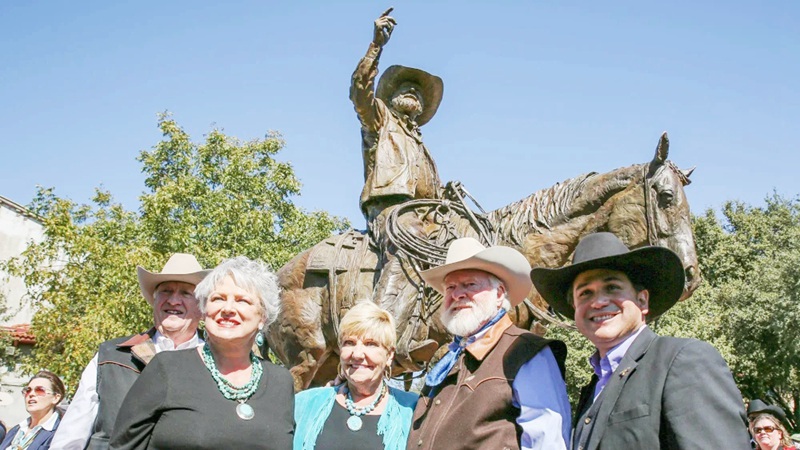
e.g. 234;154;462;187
137;267;211;305
748;401;787;424
376;65;443;127
530;246;685;320
421;246;532;307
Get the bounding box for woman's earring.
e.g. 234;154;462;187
384;361;393;380
255;324;265;347
203;328;209;342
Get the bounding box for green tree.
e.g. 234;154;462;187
2;114;348;393
654;193;800;431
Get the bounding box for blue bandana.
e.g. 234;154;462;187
424;309;507;392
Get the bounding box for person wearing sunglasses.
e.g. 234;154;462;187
748;403;796;450
0;370;65;450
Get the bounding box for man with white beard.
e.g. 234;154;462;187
407;238;571;450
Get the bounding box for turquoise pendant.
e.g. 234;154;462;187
236;402;255;420
347;415;363;431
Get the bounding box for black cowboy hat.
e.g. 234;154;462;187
530;232;685;320
748;399;788;424
376;65;443;127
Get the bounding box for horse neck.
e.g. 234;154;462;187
488;164;643;247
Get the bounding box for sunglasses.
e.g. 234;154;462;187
754;426;777;434
21;386;55;397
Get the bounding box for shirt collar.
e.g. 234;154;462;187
589;324;647;378
17;410;59;432
153;331;203;353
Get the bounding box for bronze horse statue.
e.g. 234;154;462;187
268;133;701;391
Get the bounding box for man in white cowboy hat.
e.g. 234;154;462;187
407;238;571;450
531;232;750;449
51;253;209;450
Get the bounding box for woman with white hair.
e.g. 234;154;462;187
293;301;417;450
111;256;294;449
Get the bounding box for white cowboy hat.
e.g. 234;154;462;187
137;253;210;305
421;238;533;306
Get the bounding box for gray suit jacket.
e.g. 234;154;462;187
573;327;750;450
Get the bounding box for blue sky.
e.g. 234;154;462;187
1;1;797;227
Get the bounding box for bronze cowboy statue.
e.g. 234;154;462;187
268;8;701;391
350;7;448;369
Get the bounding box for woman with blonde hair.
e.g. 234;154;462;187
750;411;796;450
294;301;417;450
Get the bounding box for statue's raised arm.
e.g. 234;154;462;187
350;8;396;134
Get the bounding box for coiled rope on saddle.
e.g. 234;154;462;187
386;182;496;268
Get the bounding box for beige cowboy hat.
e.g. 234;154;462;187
137;253;210;305
421;237;533;306
530;232;685;320
376;65;443;127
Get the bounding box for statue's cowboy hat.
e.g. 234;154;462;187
421;237;533;306
137;253;211;305
530;232;685;320
376;65;443;127
747;399;788;424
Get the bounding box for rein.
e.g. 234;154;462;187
642;165;659;247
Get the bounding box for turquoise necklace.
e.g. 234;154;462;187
344;381;386;432
200;343;263;420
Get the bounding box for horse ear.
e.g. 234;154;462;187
679;166;695;186
648;132;669;175
653;132;669;164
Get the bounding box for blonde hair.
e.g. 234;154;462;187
749;413;791;448
338;301;396;350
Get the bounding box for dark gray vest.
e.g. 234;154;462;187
573;376;601;450
85;330;155;450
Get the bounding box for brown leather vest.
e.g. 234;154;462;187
407;315;566;450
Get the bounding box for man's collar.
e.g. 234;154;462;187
465;313;514;361
589;325;648;376
117;328;157;348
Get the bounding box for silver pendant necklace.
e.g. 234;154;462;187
344;382;386;432
236;399;255;420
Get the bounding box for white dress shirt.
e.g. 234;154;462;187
49;331;202;450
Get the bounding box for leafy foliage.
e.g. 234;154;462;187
546;193;800;431
1;114;348;394
654;193;800;431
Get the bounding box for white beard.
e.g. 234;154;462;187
391;95;423;118
441;297;499;337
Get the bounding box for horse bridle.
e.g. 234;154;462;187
642;164;661;247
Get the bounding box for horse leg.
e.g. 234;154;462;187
271;250;334;391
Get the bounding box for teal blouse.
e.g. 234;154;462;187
293;386;418;450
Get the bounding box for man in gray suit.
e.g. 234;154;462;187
531;232;751;449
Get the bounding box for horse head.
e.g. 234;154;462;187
606;132;700;299
490;132;700;326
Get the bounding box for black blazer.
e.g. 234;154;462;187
0;414;61;450
573;327;751;449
